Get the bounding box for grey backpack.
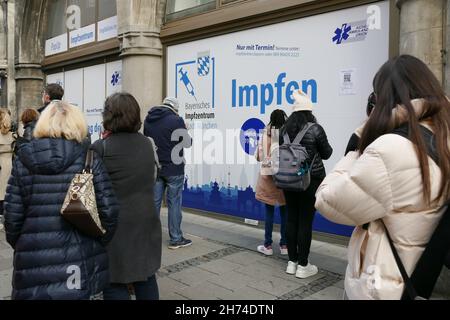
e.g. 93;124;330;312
273;123;317;192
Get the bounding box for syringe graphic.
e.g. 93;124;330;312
179;68;197;101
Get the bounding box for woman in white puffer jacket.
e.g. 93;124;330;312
315;55;450;300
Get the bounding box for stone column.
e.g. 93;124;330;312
445;0;450;94
398;0;445;82
0;1;7;108
7;0;17;119
117;0;167;124
14;0;48;119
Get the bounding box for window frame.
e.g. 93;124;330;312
44;0;119;67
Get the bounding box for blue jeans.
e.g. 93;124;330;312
103;275;159;300
264;205;287;247
154;175;185;243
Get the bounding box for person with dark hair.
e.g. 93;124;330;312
144;97;192;250
316;55;450;299
39;83;64;113
91;92;162;300
20;108;40;141
23;83;66;139
255;109;288;256
282;91;333;278
344;92;376;155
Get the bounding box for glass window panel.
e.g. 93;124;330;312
166;0;215;14
47;0;67;39
67;0;96;28
98;0;117;20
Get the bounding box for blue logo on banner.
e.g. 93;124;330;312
179;68;197;101
175;52;216;108
333;23;352;44
111;71;120;86
332;21;369;45
198;55;210;77
240;118;265;155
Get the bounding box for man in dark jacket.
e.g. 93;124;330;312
21;83;65;143
22;83;91;145
39;83;64;113
144;97;192;249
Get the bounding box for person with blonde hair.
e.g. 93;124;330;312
4;101;119;300
0;108;14;228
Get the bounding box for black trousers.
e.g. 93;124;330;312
284;178;322;266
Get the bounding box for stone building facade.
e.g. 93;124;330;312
1;0;449;122
0;0;448;297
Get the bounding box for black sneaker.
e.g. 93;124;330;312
168;238;192;249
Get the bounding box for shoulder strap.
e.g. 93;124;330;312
381;221;422;300
102;139;107;159
292;123;314;145
283;133;291;145
84;150;94;174
148;137;161;170
389;124;447;300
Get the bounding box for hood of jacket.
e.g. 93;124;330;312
16;138;88;175
353;99;428;139
145;106;178;124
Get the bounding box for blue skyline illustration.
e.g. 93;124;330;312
182;174;354;237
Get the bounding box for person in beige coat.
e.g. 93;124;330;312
0;108;14;226
315;55;450;300
255;110;288;256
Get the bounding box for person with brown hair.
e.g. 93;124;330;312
255;109;288;256
316;55;450;299
20;108;40;141
92;92;162;300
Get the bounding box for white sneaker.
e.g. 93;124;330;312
296;263;319;279
280;245;288;256
286;261;298;275
257;245;273;256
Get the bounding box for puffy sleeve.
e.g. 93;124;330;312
4;161;26;248
315;148;393;226
91;154;119;245
315;124;333;160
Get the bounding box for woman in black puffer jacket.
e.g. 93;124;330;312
281;90;333;279
4;101;119;300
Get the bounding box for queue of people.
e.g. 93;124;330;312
0;54;448;300
0;85;192;300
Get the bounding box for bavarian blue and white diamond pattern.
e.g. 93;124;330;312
197;56;210;77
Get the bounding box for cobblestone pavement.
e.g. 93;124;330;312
0;210;348;300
